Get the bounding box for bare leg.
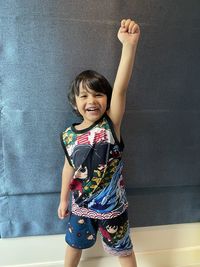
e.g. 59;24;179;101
118;251;137;267
64;245;82;267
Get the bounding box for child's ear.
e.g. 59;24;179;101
73;105;77;110
73;105;82;117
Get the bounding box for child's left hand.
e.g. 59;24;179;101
118;19;140;46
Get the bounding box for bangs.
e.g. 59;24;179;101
77;77;108;95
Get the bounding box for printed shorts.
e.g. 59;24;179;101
65;210;133;256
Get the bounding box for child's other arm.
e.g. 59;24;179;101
58;157;75;219
107;19;140;138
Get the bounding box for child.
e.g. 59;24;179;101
58;19;140;267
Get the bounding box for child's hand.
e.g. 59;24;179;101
57;201;69;219
118;19;140;46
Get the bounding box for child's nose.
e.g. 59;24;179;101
88;95;96;104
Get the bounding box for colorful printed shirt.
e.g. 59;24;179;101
60;114;128;219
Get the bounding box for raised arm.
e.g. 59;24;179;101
107;19;140;139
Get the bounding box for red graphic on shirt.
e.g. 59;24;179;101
77;132;90;144
94;130;108;143
70;179;83;192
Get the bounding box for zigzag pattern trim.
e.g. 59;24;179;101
71;201;128;219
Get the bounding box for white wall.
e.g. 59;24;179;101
0;223;200;267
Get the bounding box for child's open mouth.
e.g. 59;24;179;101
86;107;99;112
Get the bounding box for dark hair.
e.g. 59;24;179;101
68;70;112;115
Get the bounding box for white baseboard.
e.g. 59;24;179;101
3;263;63;267
1;223;200;267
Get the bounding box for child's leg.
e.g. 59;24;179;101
118;252;137;267
98;210;137;266
64;245;82;267
64;213;98;267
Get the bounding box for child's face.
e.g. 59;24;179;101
75;83;107;126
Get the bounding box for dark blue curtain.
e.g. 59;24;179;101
0;1;200;238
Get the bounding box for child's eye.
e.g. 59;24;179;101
96;93;104;97
80;95;87;98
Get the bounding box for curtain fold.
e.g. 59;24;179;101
0;193;67;238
